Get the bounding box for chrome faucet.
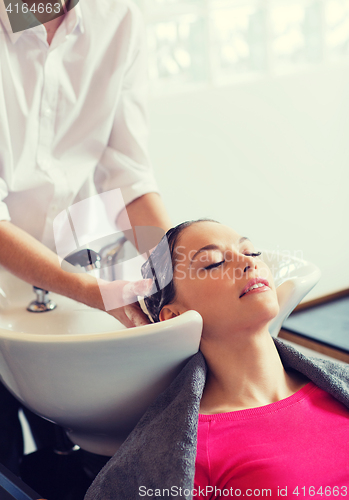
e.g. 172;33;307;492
27;286;57;313
98;235;127;281
27;236;128;312
63;248;101;272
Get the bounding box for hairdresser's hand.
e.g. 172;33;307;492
97;278;153;328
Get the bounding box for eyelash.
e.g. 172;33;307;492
204;252;262;270
205;260;225;270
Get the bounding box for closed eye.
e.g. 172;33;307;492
205;260;225;270
244;252;262;257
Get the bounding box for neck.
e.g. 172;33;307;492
24;1;69;45
200;326;308;413
44;15;65;45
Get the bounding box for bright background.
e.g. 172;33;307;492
136;0;349;300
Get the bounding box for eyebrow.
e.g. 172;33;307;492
239;236;250;244
189;237;250;264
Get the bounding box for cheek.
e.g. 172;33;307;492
180;279;234;320
176;281;208;310
174;274;220;311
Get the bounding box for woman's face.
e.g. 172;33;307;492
160;221;279;336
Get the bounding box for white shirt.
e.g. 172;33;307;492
0;0;159;251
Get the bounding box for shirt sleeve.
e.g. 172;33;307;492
0;176;11;222
95;4;159;208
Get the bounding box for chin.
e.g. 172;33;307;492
265;304;280;324
263;297;280;319
249;299;280;328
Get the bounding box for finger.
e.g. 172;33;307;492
99;279;154;312
108;307;134;328
127;279;154;298
98;279;132;310
124;304;151;327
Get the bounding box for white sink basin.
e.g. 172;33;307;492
0;274;122;335
0;269;203;455
0;252;320;456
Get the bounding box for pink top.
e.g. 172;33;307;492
194;382;349;499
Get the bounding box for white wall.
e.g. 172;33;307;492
148;63;349;301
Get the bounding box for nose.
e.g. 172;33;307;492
225;247;259;276
243;255;258;274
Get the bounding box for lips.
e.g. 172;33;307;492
239;278;270;298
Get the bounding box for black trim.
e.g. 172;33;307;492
0;463;42;500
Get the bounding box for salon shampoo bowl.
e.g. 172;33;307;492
0;252;320;456
0;269;203;456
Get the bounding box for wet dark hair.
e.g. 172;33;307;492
141;218;219;323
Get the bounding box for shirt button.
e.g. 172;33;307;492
44;108;52;116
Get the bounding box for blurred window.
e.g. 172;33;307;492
133;0;349;94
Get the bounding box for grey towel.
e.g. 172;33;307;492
85;338;349;499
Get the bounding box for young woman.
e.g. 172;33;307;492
85;219;349;500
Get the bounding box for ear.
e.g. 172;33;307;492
159;304;183;322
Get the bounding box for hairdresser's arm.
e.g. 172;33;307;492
0;221;151;327
117;192;172;236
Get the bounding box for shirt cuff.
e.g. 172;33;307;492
0;201;11;222
120;179;160;208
